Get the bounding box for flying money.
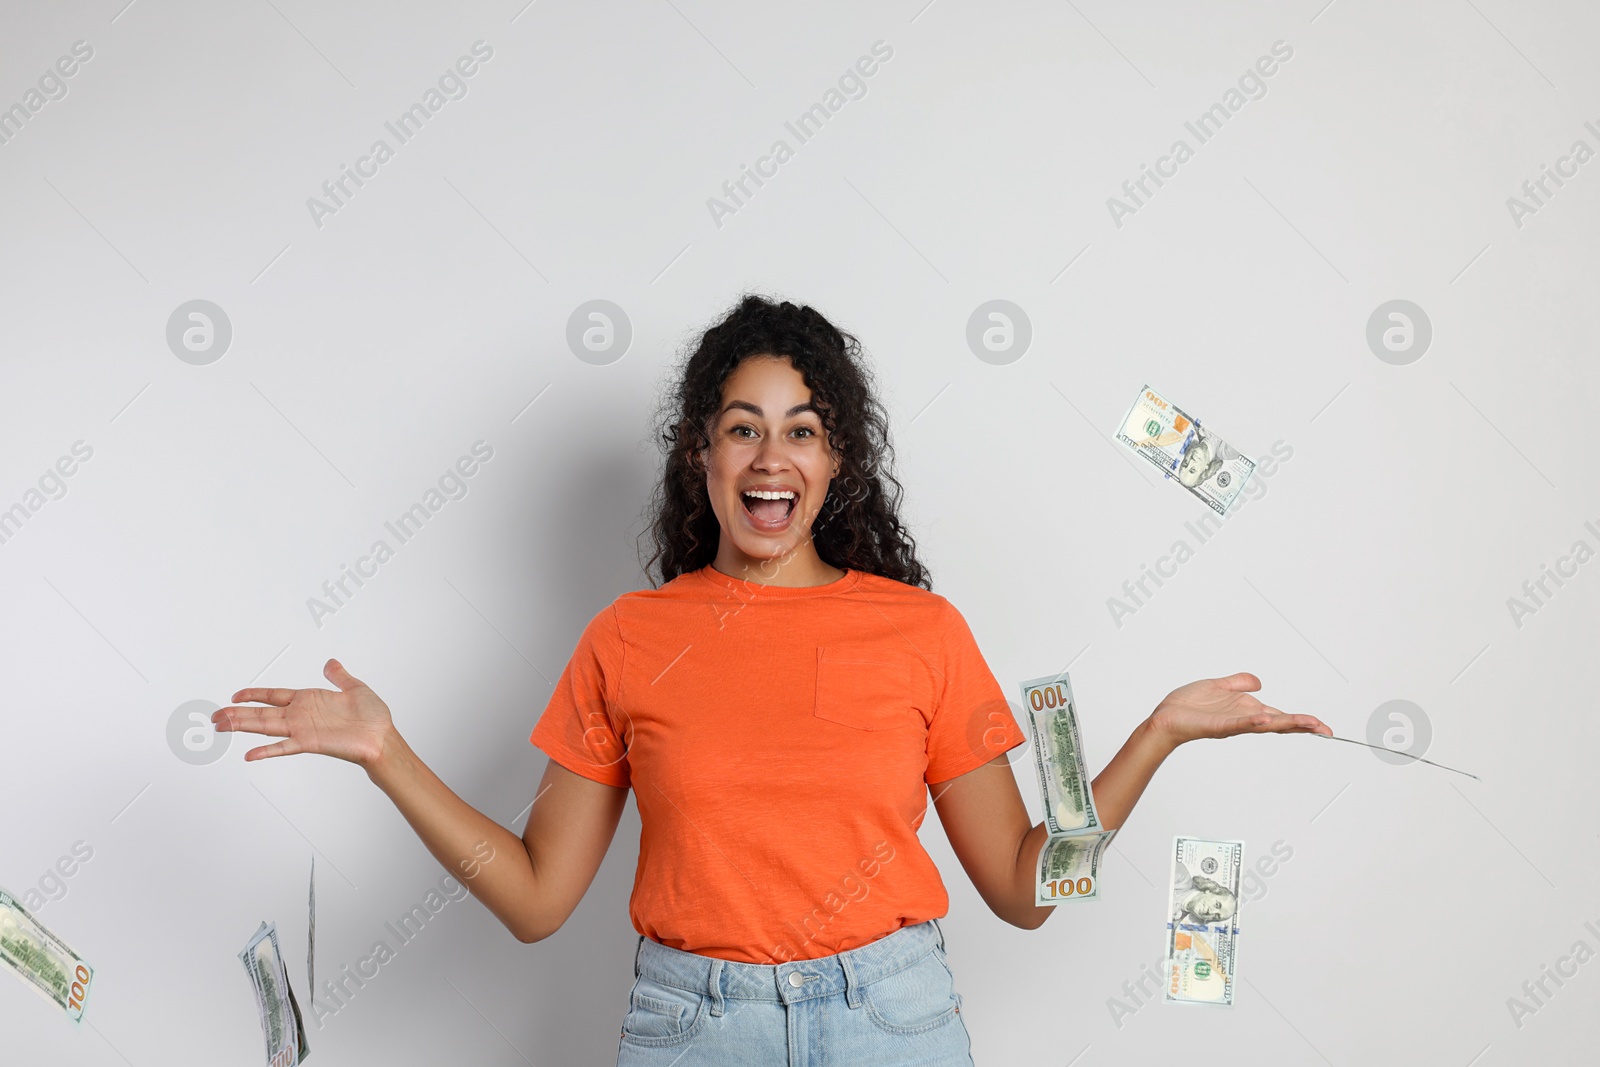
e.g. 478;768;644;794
1164;837;1243;1006
1115;385;1256;516
1314;733;1480;779
239;921;309;1066
1022;673;1102;836
307;858;316;1010
1036;829;1117;906
1022;672;1113;905
0;886;94;1024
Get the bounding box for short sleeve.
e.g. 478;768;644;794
923;598;1028;784
529;604;631;789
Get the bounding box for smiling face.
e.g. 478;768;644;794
702;354;843;585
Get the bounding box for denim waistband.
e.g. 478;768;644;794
632;920;948;1016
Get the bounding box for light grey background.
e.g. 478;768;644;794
2;1;1596;1064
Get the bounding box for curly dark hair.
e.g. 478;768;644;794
637;293;930;590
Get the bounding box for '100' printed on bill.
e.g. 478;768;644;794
1164;836;1243;1006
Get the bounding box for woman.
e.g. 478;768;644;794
213;294;1330;1066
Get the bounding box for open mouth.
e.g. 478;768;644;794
740;490;797;525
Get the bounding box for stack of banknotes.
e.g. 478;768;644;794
0;887;94;1025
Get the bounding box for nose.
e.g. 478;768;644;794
752;432;789;472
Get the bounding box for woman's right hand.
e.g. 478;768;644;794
213;658;395;769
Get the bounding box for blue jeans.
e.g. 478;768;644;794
615;919;975;1067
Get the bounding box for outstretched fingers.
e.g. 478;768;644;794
213;705;291;737
245;738;305;761
1286;714;1333;735
1250;704;1332;735
230;687;296;707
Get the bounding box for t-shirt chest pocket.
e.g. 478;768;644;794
814;647;921;731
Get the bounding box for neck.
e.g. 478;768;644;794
710;541;845;587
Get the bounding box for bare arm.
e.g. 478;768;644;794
366;733;626;942
933;672;1330;930
930;758;1054;930
214;658;627;943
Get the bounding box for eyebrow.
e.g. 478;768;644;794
720;400;818;418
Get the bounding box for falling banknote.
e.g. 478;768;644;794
239;921;309;1066
1164;836;1244;1006
1023;673;1102;836
1114;385;1256;516
1037;829;1118;904
0;886;94;1024
1022;673;1114;905
307;858;316;1017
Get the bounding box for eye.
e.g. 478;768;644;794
792;426;815;439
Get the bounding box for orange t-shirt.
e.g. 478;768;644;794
528;564;1028;964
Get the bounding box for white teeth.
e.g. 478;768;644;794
742;490;796;500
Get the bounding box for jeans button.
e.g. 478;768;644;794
787;972;805;988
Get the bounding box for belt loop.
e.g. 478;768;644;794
841;952;862;1009
634;935;644;979
932;917;947;952
707;959;725;1017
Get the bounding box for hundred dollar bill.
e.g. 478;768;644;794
0;886;94;1024
1036;828;1117;906
1022;672;1115;904
1114;385;1256;516
307;859;316;1013
1164;837;1243;1006
239;921;309;1067
1022;673;1102;836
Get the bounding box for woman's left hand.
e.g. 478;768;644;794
1149;672;1331;748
